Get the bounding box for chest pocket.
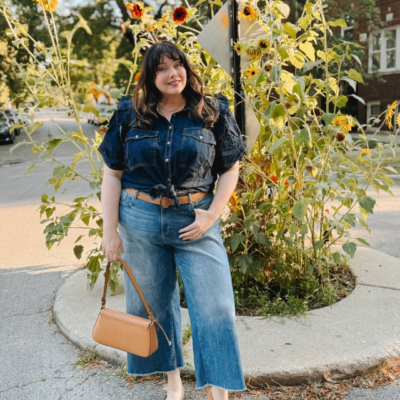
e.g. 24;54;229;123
124;128;159;171
178;128;216;173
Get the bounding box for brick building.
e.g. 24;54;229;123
356;0;400;129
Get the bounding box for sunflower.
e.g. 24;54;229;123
134;72;142;83
234;42;243;54
336;132;346;142
264;64;272;72
245;46;263;59
229;192;240;212
125;2;144;19
284;101;292;110
146;10;170;31
88;81;101;99
270;175;278;183
34;0;59;12
172;6;188;24
359;148;372;163
386;100;397;130
239;5;257;21
245;66;258;78
397;112;400;129
332;115;353;132
257;37;270;52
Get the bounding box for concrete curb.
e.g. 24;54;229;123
54;248;400;385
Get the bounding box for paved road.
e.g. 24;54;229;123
0;112;399;399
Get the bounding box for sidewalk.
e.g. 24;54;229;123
54;247;400;386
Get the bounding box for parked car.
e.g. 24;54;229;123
3;110;20;135
0;112;16;144
94;105;116;126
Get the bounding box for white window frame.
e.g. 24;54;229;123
367;101;381;127
369;26;399;73
341;15;354;40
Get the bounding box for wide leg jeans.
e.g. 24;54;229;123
118;189;246;391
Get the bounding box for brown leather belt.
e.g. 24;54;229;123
125;188;208;208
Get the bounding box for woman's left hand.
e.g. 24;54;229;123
179;209;218;240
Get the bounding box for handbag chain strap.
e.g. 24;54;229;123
101;256;171;345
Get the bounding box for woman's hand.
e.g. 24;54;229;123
102;230;125;262
179;209;218;240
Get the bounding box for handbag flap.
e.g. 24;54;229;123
100;307;151;331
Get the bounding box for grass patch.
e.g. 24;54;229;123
73;347;108;371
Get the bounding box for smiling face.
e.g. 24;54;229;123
154;54;187;99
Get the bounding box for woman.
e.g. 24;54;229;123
99;41;247;400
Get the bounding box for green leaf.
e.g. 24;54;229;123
237;254;253;274
299;41;315;62
341;77;357;92
230;233;245;252
270;65;282;82
358;196;375;214
283;22;296;39
301;223;308;238
314;240;325;250
352;54;361;65
9;140;30;154
41;194;49;203
342;242;357;258
332;252;341;264
356;237;370;246
246;261;261;279
269;137;286;153
86;255;101;273
264;101;277;119
332;95;348;108
293;197;307;221
23;164;36;177
73;245;84;260
275;3;290;18
254;233;272;248
295;128;310;142
272;104;286;119
44;138;63;156
343;213;356;227
323;113;336;125
351;94;365;105
345;68;364;83
9;123;23;133
328;18;347;28
53;165;70;180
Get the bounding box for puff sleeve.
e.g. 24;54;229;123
211;96;247;176
97;96;134;170
98;110;125;170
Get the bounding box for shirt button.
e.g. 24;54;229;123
135;135;139;138
167;141;170;144
169;126;172;129
165;158;169;162
200;135;203;139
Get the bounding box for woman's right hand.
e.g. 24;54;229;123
102;230;125;262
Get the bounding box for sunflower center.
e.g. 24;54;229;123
244;7;251;15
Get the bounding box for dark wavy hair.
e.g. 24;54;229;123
132;41;219;129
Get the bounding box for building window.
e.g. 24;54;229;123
369;27;398;72
341;15;354;41
367;101;381;125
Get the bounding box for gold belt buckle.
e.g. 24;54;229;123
161;197;173;208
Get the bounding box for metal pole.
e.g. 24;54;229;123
230;0;246;142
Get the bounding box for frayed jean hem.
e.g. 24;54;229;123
196;383;247;392
126;363;187;377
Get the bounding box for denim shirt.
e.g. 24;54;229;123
98;95;246;209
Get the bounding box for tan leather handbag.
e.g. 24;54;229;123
92;256;171;357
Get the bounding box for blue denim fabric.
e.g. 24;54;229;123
118;188;247;391
98;95;246;209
